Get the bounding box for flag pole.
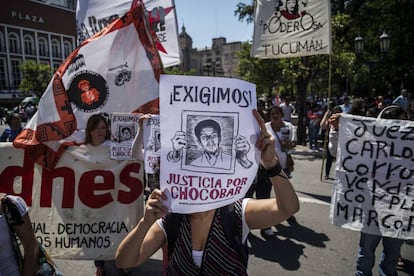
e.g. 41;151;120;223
320;54;332;181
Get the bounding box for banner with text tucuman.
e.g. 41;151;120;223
330;114;414;240
252;0;332;59
159;75;260;213
0;143;145;259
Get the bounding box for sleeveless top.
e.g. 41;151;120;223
163;200;247;276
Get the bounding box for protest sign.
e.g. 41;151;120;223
110;113;141;160
0;143;145;259
252;0;332;59
159;75;259;213
143;115;161;174
330;114;414;239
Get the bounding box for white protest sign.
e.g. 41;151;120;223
143;115;161;174
252;0;332;59
330;114;414;239
159;75;259;213
110;113;141;160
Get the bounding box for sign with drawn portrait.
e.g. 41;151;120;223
160;75;260;213
330;114;414;240
110;113;141;160
143;115;161;174
252;0;332;59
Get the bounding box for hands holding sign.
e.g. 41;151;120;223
115;109;299;272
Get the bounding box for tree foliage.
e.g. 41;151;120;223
19;61;52;97
234;0;414;144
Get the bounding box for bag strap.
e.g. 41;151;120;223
220;203;248;267
165;213;183;258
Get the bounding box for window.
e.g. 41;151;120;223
0;31;5;52
11;59;22;87
0;58;7;88
38;37;48;56
63;41;72;58
24;34;35;56
8;33;20;54
51;39;60;58
30;0;76;11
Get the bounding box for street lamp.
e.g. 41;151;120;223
354;31;391;55
379;32;391;54
354;35;364;55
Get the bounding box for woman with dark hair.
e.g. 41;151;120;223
84;114;111;146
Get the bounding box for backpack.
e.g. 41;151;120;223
165;203;249;267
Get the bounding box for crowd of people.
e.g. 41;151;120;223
0;87;413;275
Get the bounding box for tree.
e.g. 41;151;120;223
19;61;52;97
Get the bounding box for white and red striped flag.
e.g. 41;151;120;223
14;2;162;169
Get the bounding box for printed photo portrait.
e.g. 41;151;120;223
118;125;136;143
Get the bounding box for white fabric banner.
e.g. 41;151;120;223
143;115;160;174
0;143;145;259
252;0;332;59
76;0;181;67
159;75;260;213
14;3;161;169
330;114;414;240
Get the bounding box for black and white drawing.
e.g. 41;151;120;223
167;111;253;174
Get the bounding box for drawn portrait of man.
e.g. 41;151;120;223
190;119;232;169
167;112;253;174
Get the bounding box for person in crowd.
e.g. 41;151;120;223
115;109;300;274
348;98;366;116
307;103;323;151
339;96;352;113
328;105;408;276
375;95;385;111
83;114;112;276
257;99;269;122
319;104;342;180
408;102;414;120
0;193;39;276
247;105;297;236
0;113;23;142
392;88;408;112
279;96;295;123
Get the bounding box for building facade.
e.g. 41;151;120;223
0;0;76;107
178;26;241;78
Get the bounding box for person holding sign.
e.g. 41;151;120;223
328;105;408;276
115;109;300;274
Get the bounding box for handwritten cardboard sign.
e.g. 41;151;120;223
330;114;414;239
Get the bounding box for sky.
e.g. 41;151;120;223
173;0;253;49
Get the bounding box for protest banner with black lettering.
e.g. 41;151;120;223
143;115;160;173
0;143;145;259
330;114;414;239
110;113;141;160
252;0;332;59
159;75;259;213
